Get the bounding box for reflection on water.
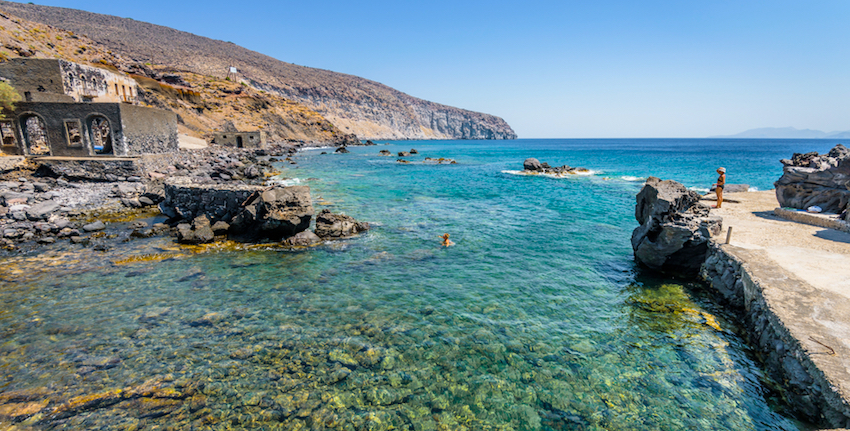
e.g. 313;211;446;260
0;139;813;430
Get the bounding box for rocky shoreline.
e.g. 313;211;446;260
0;142;370;255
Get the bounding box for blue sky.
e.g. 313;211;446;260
38;1;850;138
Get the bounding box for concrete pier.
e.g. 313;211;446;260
700;191;850;427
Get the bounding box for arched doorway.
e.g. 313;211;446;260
88;116;113;155
20;114;50;155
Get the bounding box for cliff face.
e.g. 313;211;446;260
0;12;349;144
0;1;517;140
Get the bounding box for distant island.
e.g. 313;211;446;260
711;127;850;139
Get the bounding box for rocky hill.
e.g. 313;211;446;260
0;1;516;140
0;9;350;144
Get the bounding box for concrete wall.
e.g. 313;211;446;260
214;131;265;148
119;104;178;155
701;244;850;428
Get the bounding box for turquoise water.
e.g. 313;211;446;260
0;139;842;430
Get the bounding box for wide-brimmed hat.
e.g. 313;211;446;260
718;167;726;172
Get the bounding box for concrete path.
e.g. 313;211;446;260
707;190;850;298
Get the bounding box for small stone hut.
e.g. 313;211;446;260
213;131;266;149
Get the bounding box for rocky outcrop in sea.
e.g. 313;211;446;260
522;158;589;175
631;177;722;275
775;144;850;218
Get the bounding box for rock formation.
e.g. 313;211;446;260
314;209;370;239
775;144;850;214
229;187;314;240
522;158;589;175
161;181;313;242
0;2;517;141
631;177;722;275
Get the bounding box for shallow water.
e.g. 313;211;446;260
1;139;840;430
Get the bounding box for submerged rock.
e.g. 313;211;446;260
631;177;722;275
283;230;322;247
314;209;369;239
775;144;850;214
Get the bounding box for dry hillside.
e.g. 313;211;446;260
0;8;352;144
0;1;517;140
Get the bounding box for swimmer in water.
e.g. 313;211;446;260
441;233;454;247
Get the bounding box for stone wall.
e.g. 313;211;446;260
34;158;144;181
59;59;139;103
701;244;850;427
8;102;125;157
160;180;261;223
0;59;138;104
774;208;850;234
0;58;65;100
119;104;178;155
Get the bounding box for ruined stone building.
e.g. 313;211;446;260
0;58;177;157
213;131;266;149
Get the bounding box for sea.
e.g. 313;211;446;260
0;138;843;430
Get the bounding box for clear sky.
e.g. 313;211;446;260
34;1;850;138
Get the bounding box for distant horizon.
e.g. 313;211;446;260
22;0;850;139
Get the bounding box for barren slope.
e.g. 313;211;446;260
0;1;516;140
0;9;349;144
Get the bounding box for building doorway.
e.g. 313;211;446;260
89;116;113;155
236;136;243;148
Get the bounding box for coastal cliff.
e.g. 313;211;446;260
0;1;517;141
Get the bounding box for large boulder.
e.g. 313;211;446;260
631;177;722;275
230;186;313;240
314;209;370;239
523;158;542;171
775;144;850;214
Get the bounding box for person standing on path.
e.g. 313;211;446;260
713;167;726;208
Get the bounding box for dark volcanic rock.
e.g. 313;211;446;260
631;177;722;275
775;144;850;214
522;158;588;175
335;147;350;154
314;209;369;239
176;215;214;244
523;158;543;171
230;186;314;240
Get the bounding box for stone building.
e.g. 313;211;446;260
0;58;139;103
0;58;177;157
213;131;266;149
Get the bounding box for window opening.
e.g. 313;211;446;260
0;121;16;146
64;121;82;147
23;116;49;155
